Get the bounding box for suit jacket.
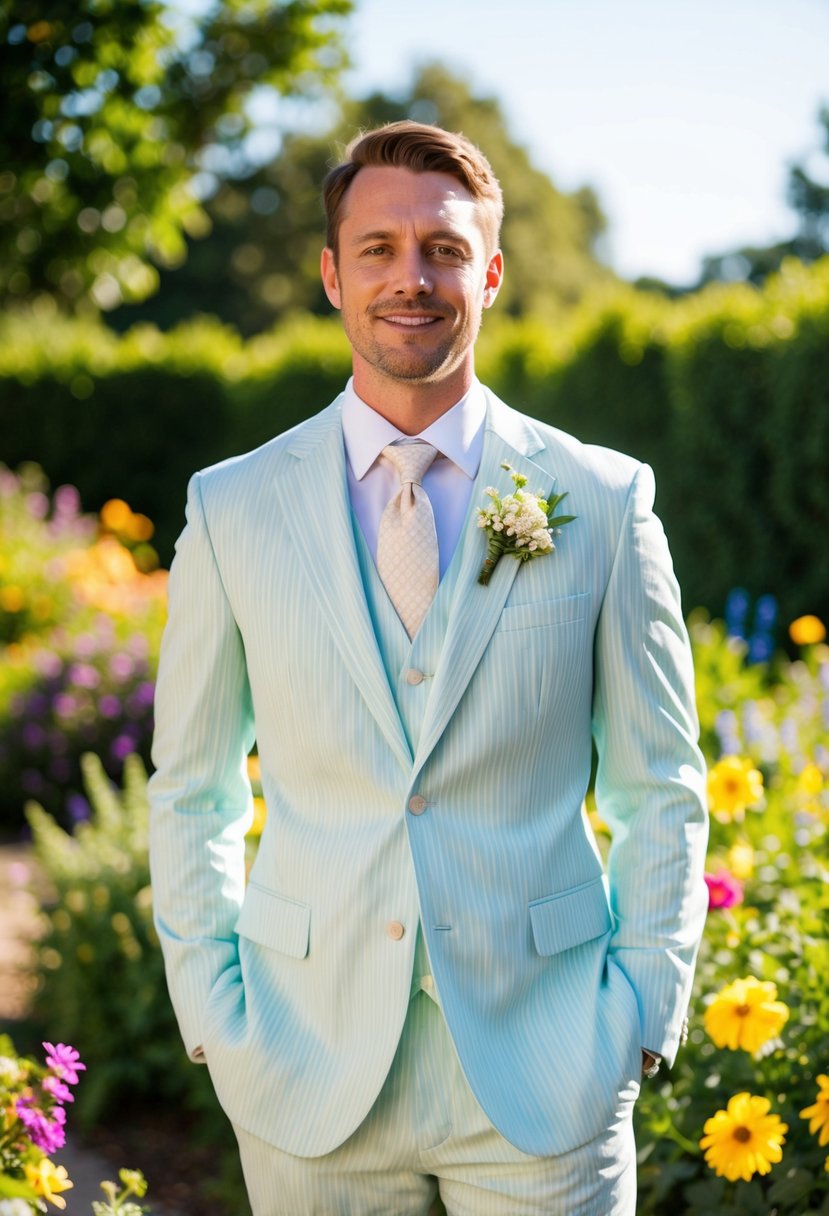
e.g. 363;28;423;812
149;388;708;1158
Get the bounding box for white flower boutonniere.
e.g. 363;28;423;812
477;463;575;586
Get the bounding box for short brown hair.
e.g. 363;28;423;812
322;120;504;255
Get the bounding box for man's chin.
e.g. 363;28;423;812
371;349;457;384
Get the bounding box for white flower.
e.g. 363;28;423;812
0;1054;23;1085
0;1200;36;1216
477;465;575;585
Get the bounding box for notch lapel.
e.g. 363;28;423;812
280;402;413;772
413;396;554;775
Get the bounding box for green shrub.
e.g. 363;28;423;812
26;753;248;1213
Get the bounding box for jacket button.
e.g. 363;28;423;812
386;921;405;940
408;794;427;815
405;668;424;685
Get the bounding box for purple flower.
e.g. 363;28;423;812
53;692;79;719
110;652;135;681
43;1042;86;1086
132;681;155;710
53;484;81;517
26;491;49;519
98;694;122;719
66;794;91;824
704;870;744;910
34;650;63;678
68;662;100;690
73;632;98;658
15;1096;66;1154
26;692;50;717
21;722;47;749
126;634;149;659
111;734;136;761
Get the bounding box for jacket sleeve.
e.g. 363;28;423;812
148;471;255;1060
592;462;709;1066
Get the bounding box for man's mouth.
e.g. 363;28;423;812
380;314;440;327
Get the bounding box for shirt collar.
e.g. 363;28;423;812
341;377;486;481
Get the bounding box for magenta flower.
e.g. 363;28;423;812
704;869;744;910
43;1073;74;1103
15;1096;66;1154
43;1041;86;1086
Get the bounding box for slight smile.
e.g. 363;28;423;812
379;314;441;327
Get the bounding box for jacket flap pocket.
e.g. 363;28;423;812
529;876;611;957
235;884;310;959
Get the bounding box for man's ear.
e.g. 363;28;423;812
483;250;504;309
320;247;341;309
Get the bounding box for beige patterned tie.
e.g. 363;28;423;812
377;442;439;639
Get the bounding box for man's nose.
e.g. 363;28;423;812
394;249;433;296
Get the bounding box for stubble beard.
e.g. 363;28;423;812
347;297;479;385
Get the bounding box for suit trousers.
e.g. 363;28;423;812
233;987;638;1216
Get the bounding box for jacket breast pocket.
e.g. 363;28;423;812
496;591;590;633
529;876;612;957
235;883;311;959
487;592;593;719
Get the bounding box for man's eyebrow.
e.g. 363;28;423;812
349;228;474;249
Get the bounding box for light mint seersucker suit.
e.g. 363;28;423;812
148;387;709;1161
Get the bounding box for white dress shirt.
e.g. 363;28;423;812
341;378;486;578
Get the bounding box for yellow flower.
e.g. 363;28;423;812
707;756;764;822
0;584;25;612
704;975;789;1053
789;614;826;646
24;1158;74;1209
801;1074;829;1147
798;763;824;796
726;839;755;879
700;1092;788;1182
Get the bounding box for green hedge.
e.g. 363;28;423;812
2;259;829;625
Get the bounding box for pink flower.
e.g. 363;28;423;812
42;1042;86;1086
705;869;744;910
43;1074;74;1103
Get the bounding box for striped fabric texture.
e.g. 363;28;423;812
148;388;709;1161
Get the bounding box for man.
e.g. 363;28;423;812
149;121;708;1215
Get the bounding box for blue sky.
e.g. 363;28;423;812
336;0;829;284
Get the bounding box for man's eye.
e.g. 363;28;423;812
432;245;461;258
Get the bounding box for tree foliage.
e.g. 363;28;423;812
0;0;352;311
110;63;615;335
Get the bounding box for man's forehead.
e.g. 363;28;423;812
341;166;478;218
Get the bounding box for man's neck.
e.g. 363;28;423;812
351;364;475;435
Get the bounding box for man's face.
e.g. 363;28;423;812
321;166;502;400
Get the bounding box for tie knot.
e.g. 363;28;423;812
382;442;438;487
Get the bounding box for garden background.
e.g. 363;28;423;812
1;0;828;1212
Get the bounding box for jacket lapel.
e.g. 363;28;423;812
413;393;554;775
279;400;413;772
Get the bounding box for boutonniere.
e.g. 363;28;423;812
477;463;575;586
